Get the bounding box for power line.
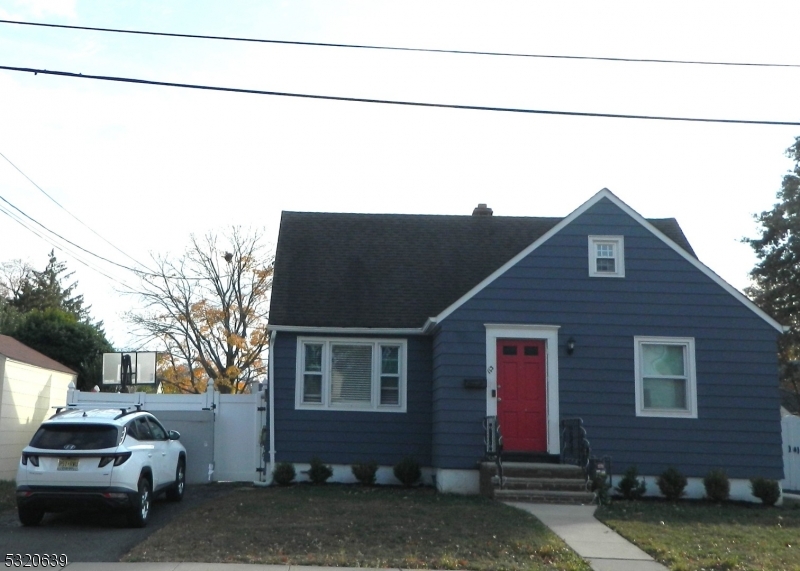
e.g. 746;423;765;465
0;202;129;287
2;64;799;126
0;150;151;270
2;18;798;69
0;190;144;275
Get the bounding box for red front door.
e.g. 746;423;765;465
497;339;547;452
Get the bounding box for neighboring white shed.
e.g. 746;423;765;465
0;334;76;481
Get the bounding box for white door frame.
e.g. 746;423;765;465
485;324;561;455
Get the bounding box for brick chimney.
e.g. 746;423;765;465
472;203;493;216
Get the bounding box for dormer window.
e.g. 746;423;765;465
588;236;625;278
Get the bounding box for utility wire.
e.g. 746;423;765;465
0;203;128;287
2;64;799;126
0;150;151;270
2;18;798;69
0;190;145;274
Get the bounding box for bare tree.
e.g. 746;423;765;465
125;227;273;394
0;259;33;300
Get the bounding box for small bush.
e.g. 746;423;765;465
704;468;730;502
750;477;781;506
307;456;333;485
657;467;687;501
393;456;421;487
615;465;647;500
352;461;378;486
273;462;295;486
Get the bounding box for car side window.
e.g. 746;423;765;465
125;420;140;440
146;417;168;441
135;417;154;440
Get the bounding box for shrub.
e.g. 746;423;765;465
393;456;421;487
704;468;730;502
352;461;378;486
750;477;781;506
307;456;333;485
615;465;647;500
657;467;687;501
273;462;295;486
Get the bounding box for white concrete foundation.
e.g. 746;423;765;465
434;468;480;494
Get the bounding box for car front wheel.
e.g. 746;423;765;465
18;506;44;526
127;476;151;528
166;459;185;502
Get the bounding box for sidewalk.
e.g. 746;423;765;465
506;502;669;571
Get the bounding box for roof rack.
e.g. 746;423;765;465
48;403;144;419
114;404;143;420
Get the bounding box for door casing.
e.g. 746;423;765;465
485;324;561;455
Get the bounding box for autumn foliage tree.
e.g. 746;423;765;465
746;136;800;412
125;227;272;394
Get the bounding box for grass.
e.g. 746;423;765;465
0;480;15;512
124;484;590;570
596;498;800;571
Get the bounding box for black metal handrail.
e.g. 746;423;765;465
560;417;591;474
484;415;504;489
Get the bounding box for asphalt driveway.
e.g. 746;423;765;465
0;484;242;563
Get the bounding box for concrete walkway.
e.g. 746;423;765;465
506;502;669;571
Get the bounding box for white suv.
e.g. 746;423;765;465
16;406;187;527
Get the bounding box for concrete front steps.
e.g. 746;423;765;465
480;461;595;505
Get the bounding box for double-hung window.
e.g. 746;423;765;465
634;336;697;418
296;338;407;412
588;236;625;278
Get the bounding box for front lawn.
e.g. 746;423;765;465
596;499;800;571
124;485;590;570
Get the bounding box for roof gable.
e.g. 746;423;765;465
432;189;783;333
268;190;702;331
0;334;77;375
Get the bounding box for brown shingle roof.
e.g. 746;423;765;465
0;334;77;375
269;211;696;329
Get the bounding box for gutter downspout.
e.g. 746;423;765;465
268;329;277;482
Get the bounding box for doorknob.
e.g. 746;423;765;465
497;397;502;402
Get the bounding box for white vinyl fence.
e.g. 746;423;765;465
66;382;266;484
783;414;800;492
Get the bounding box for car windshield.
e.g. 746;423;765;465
30;424;120;450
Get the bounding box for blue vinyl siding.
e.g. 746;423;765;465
272;332;432;466
432;197;783;479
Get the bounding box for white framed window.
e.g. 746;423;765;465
295;337;407;412
634;336;697;418
588;235;625;278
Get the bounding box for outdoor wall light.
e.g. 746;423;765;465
566;337;576;355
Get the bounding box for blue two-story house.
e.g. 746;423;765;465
266;189;785;499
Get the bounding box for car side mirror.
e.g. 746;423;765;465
168;430;181;441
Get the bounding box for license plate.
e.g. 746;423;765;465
57;457;79;471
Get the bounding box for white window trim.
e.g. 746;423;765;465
295;337;407;413
634;336;697;418
588;235;625;278
484;324;560;455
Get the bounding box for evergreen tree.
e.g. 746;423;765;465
1;252;113;390
746;136;800;412
10;251;87;320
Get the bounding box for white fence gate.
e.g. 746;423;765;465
783;414;800;492
66;383;266;484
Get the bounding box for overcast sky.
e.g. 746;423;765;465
1;0;799;348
